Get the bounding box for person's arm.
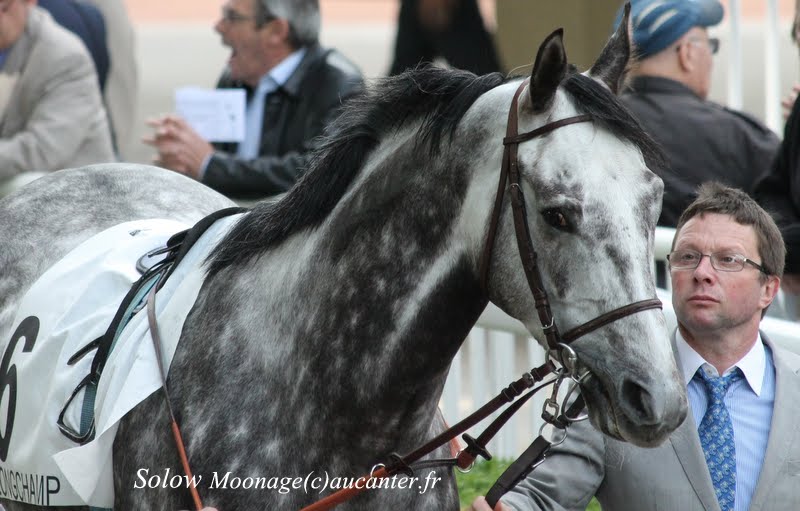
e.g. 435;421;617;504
0;44;110;177
473;419;606;511
201;136;318;197
201;82;361;198
754;100;800;226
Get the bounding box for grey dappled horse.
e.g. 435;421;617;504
0;24;687;511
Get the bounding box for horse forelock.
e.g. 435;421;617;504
561;72;666;176
206;68;507;275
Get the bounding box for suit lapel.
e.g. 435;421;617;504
669;332;721;511
670;412;722;511
749;338;800;508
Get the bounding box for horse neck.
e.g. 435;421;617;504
206;134;488;446
317;141;489;442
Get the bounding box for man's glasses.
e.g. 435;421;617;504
667;249;768;274
679;37;720;55
220;6;277;26
220;7;255;24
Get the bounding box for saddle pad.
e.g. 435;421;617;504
0;214;242;507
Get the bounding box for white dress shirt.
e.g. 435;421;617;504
675;330;776;511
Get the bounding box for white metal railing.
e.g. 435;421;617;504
442;226;800;459
764;0;782;132
717;0;787;132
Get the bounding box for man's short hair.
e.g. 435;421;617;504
673;182;786;279
614;0;724;58
256;0;320;48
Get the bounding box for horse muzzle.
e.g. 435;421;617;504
579;364;688;447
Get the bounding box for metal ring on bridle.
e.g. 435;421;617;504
455;451;475;474
556;343;579;376
562;373;590;423
538;421;568;446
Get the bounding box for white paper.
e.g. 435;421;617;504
174;87;246;142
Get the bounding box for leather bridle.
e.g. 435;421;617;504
156;79;666;511
477;78;662;358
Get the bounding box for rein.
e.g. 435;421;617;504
299;79;663;510
145;79;663;511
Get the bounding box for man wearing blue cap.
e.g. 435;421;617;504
618;0;779;227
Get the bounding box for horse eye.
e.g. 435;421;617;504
541;208;572;232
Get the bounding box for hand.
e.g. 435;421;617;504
144;114;214;180
465;496;510;511
781;83;800;120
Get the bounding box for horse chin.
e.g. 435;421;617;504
580;373;679;448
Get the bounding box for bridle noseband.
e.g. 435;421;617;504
478;78;662;357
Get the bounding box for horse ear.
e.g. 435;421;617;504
527;28;568;114
588;2;632;94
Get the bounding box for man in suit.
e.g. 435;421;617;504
41;0;139;160
145;0;364;201
0;0;115;193
38;0;109;92
84;0;138;160
470;183;800;511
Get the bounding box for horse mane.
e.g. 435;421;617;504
206;66;665;275
207;66;506;274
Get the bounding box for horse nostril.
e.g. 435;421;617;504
621;379;659;425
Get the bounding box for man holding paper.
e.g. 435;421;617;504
146;0;363;199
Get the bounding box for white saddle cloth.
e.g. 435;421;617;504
0;214;241;507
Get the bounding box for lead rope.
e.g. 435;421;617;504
146;283;203;511
298;361;558;511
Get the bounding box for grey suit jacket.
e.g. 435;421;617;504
0;7;114;179
85;0;138;159
503;335;800;511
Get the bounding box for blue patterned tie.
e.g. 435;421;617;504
697;368;742;511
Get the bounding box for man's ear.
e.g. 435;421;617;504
760;275;781;310
265;17;291;42
675;39;694;73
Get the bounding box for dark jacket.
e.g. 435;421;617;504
202;45;364;199
38;0;109;91
754;96;800;273
621;76;780;226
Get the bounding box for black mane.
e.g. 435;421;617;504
207;67;506;274
207;66;665;275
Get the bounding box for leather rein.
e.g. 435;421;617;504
297;79;663;510
149;80;663;510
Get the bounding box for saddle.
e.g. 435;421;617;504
59;207;245;445
0;207;243;507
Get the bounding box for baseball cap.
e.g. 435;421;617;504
614;0;724;58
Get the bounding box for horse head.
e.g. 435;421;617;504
475;8;687;447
